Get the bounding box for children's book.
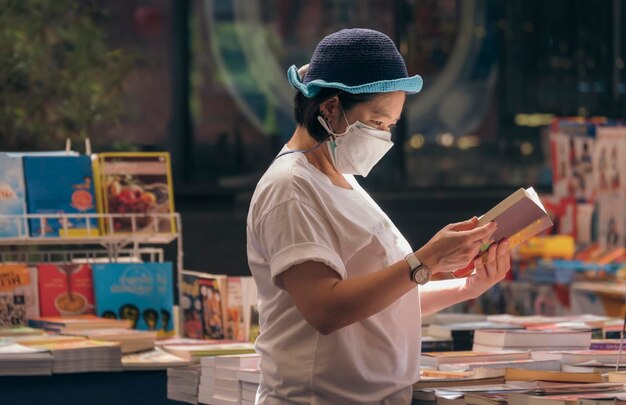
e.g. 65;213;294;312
92;263;175;338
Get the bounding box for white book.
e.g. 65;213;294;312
242;389;256;402
238;368;261;384
200;374;216;387
215;353;260;370
198;392;213;405
473;329;592;349
439;359;562;372
531;350;624;365
198;386;214;399
201;367;216;377
241;381;259;392
473;343;590;352
211;395;239;405
201;356;217;368
215;367;239;380
213;387;240;400
214;377;240;391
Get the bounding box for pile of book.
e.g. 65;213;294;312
167;365;201;405
414;313;626;404
28;339;122;373
195;354;261;405
0;341;53;376
122;348;190;371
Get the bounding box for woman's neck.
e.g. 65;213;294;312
287;126;351;189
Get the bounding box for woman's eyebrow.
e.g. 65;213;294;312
371;109;401;121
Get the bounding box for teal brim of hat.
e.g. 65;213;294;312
287;65;423;98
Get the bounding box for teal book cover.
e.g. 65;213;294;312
92;262;174;338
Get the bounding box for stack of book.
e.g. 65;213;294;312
472;328;592;352
61;328;157;354
426;321;521;351
238;368;261;405
198;357;216;405
167;365;201;405
122;348;190;371
22;339;122;373
162;342;256;363
0;341;53;376
210;354;261;405
28;315;132;333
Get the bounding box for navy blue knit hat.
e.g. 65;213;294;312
288;28;422;98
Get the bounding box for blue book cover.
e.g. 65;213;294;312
92;262;174;337
23;155;98;237
0;154;28;238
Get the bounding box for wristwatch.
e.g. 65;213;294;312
405;252;431;285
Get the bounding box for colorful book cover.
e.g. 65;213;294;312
0;154;29;238
92;263;174;338
0;265;39;327
226;277;245;341
93;152;175;234
37;264;95;317
242;277;260;343
594;127;626;199
598;196;626;248
180;271;225;340
23;155;98;237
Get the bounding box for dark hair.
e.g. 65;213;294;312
293;88;378;142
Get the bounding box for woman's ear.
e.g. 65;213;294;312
319;96;340;121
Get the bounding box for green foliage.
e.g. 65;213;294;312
0;0;133;150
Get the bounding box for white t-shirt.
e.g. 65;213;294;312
246;146;421;405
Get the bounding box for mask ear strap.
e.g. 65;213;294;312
317;115;336;137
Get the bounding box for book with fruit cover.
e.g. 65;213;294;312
37;264;94;317
0;265;39;327
23;155;98;237
93;152;175;235
0;154;28;238
92;262;175;338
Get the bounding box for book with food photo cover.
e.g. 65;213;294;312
37;263;94;317
93;152;175;234
454;187;553;277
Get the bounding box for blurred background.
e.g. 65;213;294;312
2;0;625;276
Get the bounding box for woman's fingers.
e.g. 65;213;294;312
496;239;511;278
459;221;498;242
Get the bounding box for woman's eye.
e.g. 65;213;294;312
371;120;383;127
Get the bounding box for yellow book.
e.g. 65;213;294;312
92;152;176;235
504;368;603;383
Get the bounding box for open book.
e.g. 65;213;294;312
453;187;553;277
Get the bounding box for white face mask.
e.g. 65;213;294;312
317;110;394;177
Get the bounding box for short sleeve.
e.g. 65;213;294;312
255;199;347;287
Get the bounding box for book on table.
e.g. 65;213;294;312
61;328;157;354
472;329;592;351
0;341;53;376
122;348;190;370
28;315;132;331
420;350;530;367
453;187;553;277
426;321;522;351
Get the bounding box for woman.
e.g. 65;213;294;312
246;28;510;405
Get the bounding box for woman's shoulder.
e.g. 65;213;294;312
249;153;324;222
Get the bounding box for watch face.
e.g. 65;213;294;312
413;267;430;285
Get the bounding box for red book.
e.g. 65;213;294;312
37;264;94;317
